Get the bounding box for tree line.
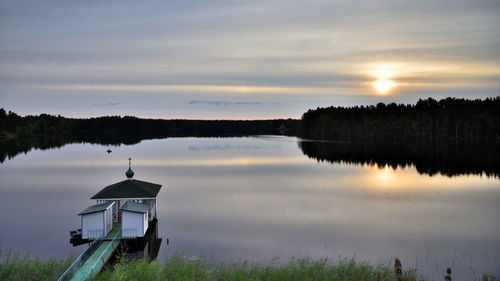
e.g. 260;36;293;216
3;97;499;143
0;108;298;139
0;110;298;162
2;96;500;167
298;97;500;141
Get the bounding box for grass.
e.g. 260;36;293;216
0;248;72;281
2;248;496;281
96;255;424;281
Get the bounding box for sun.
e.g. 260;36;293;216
372;79;396;94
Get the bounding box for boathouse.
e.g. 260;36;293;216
76;158;162;240
78;201;114;239
120;201;150;237
62;159;163;281
90;158;161;226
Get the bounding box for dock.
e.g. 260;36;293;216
60;163;163;281
59;225;122;281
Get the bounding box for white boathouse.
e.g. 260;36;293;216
78;158;162;240
120;201;150;237
78;201;114;239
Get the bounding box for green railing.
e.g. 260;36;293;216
86;230;121;279
122;228;137;238
57;235;104;281
58;230;121;281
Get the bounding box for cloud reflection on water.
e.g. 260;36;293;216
0;137;498;280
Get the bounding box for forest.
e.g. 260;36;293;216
298;97;500;141
0;110;297;162
0;109;297;140
3;97;499;143
2;97;500;165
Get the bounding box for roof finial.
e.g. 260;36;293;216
126;157;134;180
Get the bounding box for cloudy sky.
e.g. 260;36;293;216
1;0;499;119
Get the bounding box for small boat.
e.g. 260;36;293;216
107;149;112;153
69;229;84;245
70;229;82;239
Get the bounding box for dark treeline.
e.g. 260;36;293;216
298;140;500;178
2;97;500;177
298;97;500;141
0;108;298;138
0;108;298;162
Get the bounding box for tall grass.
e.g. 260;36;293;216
0;248;72;281
97;255;424;281
8;248;493;281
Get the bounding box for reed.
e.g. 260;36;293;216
6;248;495;281
96;255;424;281
0;248;72;281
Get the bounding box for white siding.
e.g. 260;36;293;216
104;206;113;235
143;199;156;219
112;200;119;222
82;212;104;239
144;211;149;234
81;202;114;240
122;211;147;237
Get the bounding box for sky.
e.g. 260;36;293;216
0;0;499;119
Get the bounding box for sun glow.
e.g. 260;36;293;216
372;79;396;94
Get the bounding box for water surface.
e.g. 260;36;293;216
0;136;498;280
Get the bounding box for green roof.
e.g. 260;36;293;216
126;167;135;179
91;179;162;199
120;201;150;213
78;202;114;216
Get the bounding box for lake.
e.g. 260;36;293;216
0;136;499;280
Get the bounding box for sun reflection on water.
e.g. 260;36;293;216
354;163;498;193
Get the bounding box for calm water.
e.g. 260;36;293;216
0;136;499;280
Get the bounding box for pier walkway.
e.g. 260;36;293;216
59;224;122;281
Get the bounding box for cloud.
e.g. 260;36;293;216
93;102;123;107
1;0;499;118
188;145;261;151
188;100;261;106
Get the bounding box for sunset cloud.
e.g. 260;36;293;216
1;0;499;118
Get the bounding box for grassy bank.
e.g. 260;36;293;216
0;247;419;281
0;249;72;281
2;249;496;281
97;255;423;281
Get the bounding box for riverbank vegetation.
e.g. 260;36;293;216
0;248;424;281
3;251;497;281
2;97;499;177
299;97;500;141
97;255;422;281
0;108;298;141
2;97;498;145
0;108;297;163
0;248;72;281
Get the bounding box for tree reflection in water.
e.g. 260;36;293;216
298;139;500;178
